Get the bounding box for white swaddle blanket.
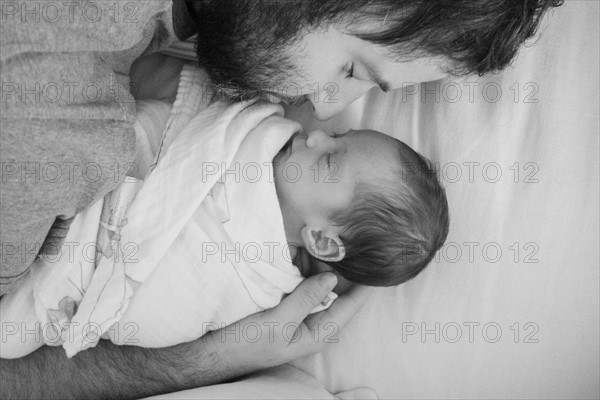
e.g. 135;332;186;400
0;65;335;358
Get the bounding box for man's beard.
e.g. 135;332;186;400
193;1;309;105
202;58;308;106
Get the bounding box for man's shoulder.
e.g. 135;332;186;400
0;1;180;122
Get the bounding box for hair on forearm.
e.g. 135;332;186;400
0;339;224;400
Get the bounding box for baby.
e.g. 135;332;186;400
0;78;448;358
273;128;449;290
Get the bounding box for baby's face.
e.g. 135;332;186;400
273;128;399;245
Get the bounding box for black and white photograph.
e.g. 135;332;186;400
1;0;598;398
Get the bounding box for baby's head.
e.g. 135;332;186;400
273;129;449;287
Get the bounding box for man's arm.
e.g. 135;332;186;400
0;273;372;399
0;336;221;400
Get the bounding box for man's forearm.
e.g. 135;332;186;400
0;339;225;400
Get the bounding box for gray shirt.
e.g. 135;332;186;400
0;0;194;295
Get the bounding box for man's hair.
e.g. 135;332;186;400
193;0;562;100
327;141;449;286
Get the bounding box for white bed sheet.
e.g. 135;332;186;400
285;2;599;398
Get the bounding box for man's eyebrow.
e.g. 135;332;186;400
365;65;390;93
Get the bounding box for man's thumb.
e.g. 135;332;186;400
277;272;338;322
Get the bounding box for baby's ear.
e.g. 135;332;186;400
301;226;345;262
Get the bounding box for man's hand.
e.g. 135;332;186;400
0;272;371;399
204;272;373;377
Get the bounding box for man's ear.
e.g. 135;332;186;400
300;226;346;262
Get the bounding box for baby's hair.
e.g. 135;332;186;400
328;139;449;286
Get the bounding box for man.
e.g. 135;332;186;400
0;0;561;398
